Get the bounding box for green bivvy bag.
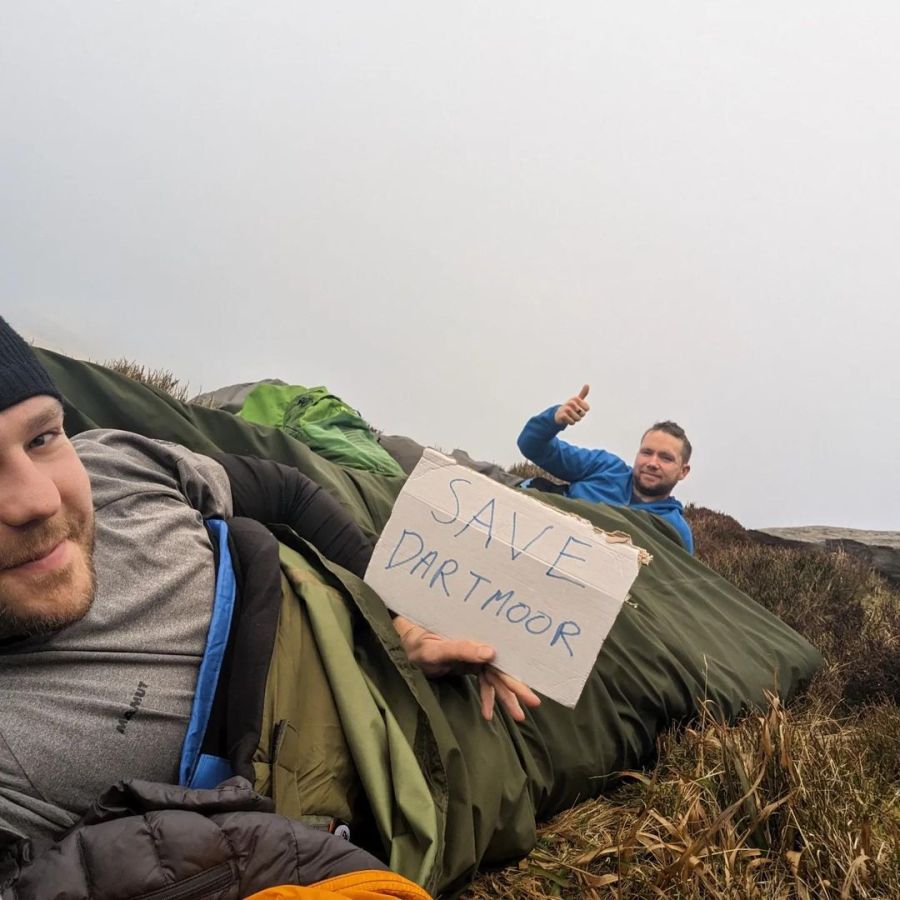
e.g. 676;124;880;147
38;350;824;899
237;382;405;479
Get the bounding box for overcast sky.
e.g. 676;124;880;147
2;2;898;531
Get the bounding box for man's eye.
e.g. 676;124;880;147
29;431;60;450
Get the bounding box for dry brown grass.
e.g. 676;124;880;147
466;698;899;899
507;460;566;485
465;505;900;900
101;357;192;403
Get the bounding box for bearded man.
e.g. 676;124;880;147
517;384;694;553
0;317;537;897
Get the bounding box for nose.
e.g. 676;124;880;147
0;454;62;528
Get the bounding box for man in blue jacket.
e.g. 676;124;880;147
517;385;694;553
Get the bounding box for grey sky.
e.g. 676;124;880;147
2;2;897;530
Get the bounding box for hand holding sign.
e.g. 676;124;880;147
393;615;541;721
367;450;647;708
554;384;590;426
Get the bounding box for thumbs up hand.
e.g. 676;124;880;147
554;384;590;427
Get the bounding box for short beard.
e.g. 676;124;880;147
0;517;97;640
633;476;676;499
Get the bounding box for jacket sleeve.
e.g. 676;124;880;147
516;406;611;484
210;453;375;578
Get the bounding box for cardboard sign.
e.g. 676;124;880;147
364;449;647;707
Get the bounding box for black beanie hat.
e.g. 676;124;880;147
0;317;62;412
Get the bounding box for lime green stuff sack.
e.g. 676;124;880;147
238;382;405;479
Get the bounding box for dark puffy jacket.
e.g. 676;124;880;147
3;778;387;899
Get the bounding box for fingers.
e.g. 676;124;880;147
394;616;498;678
558;406;582;426
493;669;541;709
479;668;541;722
415;638;494;677
571;385;590;416
392;615;424;648
393;616;447;676
393;617;542;724
479;676;496;721
555;386;591;426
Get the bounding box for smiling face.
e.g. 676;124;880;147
0;396;96;639
632;429;691;500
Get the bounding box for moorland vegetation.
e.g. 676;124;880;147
106;360;900;899
466;500;899;899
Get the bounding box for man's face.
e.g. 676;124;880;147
632;429;690;500
0;396;95;639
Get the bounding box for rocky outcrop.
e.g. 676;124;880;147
751;527;900;587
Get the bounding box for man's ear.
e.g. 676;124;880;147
678;463;691;482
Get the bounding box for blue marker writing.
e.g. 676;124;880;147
546;536;591;588
509;511;554;561
454;497;497;549
385;529;425;570
430;478;471;525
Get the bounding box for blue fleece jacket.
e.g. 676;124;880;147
517;406;694;554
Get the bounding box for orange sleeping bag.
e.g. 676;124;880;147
245;870;433;900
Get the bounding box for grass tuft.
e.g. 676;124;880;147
467;698;900;898
101;357;192;403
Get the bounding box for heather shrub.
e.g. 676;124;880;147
702;543;870;659
683;502;751;557
842;582;900;706
685;506;900;707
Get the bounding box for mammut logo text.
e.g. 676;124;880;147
117;681;149;734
